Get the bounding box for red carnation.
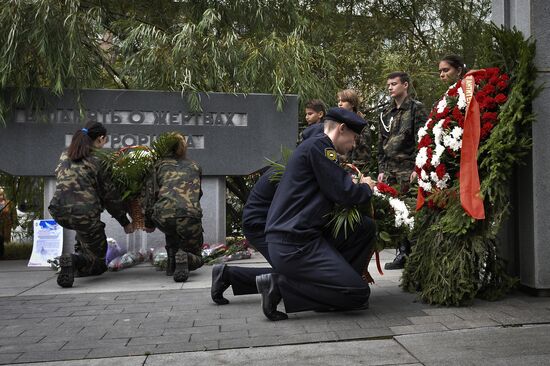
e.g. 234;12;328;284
501;73;509;81
495;93;508;104
482;112;498;123
419;134;433;148
442;116;452;129
427;119;435;129
497;80;508;91
376;182;399;197
480;122;494;140
483;96;497;109
482;83;496;95
435;164;447;179
436;107;450;120
447;87;458;97
486;67;500;77
489;76;500;85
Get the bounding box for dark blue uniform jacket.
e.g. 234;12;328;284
301;122;324;141
265;134;372;244
242;169;277;232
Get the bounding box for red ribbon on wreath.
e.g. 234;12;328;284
459;72;485;219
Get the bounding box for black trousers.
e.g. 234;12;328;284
268;215;375;313
225;228;272;296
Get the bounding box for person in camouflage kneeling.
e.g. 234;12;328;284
142;132;204;283
49;121;135;288
378;72;428;270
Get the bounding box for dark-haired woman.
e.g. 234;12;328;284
142;132;204;283
439;54;468;84
49;121;134;288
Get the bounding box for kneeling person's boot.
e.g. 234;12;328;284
256;274;288;321
384;241;411;270
57;254;76;288
187;252;204;271
211;264;230;305
166;246;176;276
173;249;189;282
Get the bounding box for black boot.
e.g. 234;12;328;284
173;249;189;282
256;274;288;321
166;247;176;276
211;264;230;305
384;240;411;270
187;252;204;271
57;254;75;288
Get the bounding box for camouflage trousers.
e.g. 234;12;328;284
51;212;108;276
153;216;204;271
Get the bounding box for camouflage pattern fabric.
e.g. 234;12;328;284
48;151;130;227
48;151;130;276
378;96;428;184
143;158;204;270
349;126;372;173
143;158;202;228
155;217;204;271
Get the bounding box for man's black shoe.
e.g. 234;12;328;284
173;249;189;282
256;274;288;321
57;254;75;288
211;264;230;305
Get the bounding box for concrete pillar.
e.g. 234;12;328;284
493;0;550;294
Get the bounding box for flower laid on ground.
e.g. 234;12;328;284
415;67;510;207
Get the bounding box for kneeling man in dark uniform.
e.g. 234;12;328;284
258;107;376;321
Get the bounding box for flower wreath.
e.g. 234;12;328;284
415;67;510;213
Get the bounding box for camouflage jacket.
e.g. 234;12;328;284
49;151;130;226
378;96;427;174
349;124;372;170
143;158;203;228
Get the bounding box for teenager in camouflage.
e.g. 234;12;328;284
49;122;134;288
143;132;204;283
378;71;428;269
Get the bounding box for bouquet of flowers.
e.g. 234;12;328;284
371;182;414;250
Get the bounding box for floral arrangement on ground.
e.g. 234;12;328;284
402;25;540;306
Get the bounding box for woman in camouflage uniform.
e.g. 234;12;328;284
49;122;134;288
143;132;204;283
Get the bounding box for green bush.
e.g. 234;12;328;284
2;242;33;260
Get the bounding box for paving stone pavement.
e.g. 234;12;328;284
1;250;550;365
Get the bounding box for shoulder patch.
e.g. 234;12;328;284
325;148;337;161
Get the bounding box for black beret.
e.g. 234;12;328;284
325;107;367;134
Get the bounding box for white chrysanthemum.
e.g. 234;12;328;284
436;97;447;113
418;177;432;192
435;173;451;189
373;186;383;197
451;126;463;139
389;197;414;229
430;171;439;183
417;126;428;142
420;169;429;181
443;134;462;151
431;144;445;167
432;119;445;145
415;147;428;168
